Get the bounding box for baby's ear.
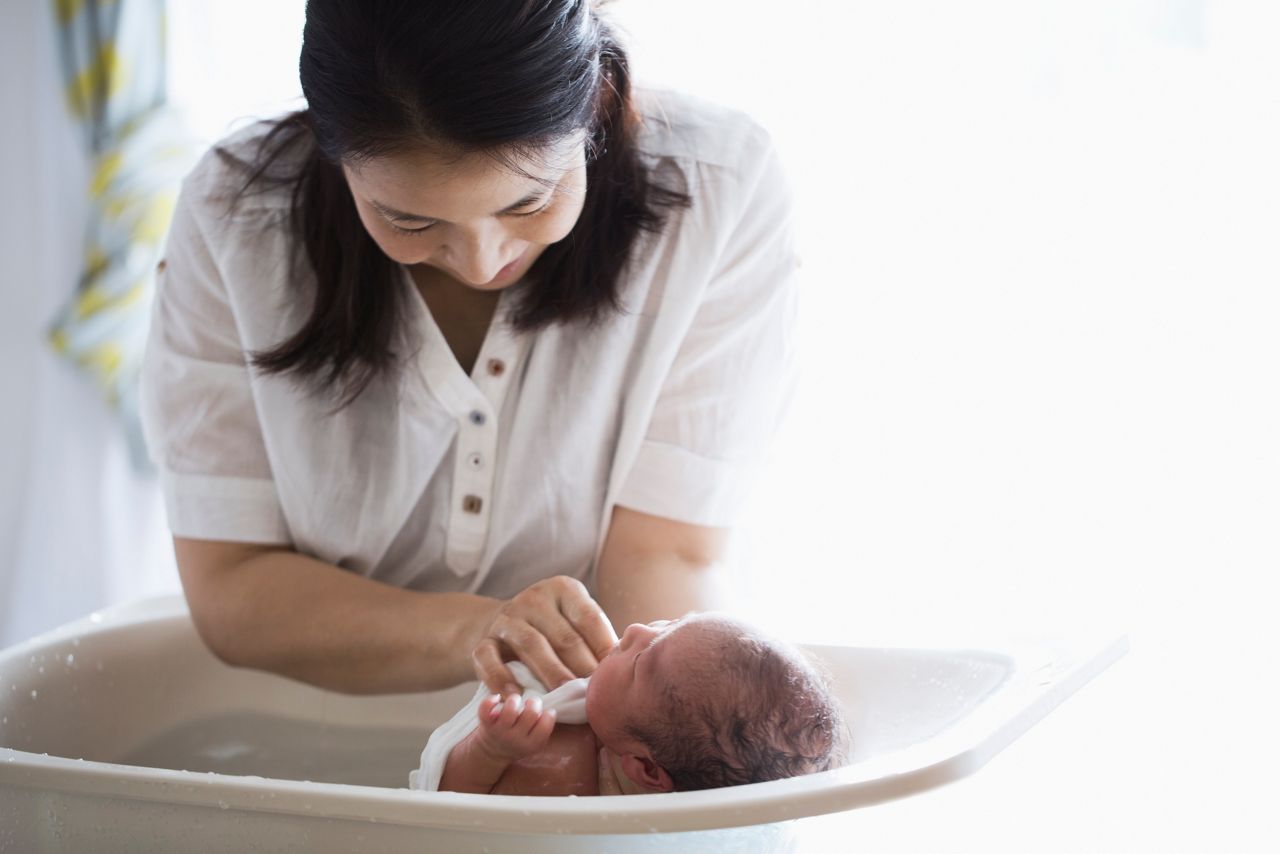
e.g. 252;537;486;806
619;754;675;793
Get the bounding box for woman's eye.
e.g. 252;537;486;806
507;196;554;218
385;194;552;235
389;221;435;236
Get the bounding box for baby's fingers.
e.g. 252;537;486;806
478;693;503;723
532;706;557;743
517;696;546;735
496;693;525;727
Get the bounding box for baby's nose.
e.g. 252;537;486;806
620;622;650;647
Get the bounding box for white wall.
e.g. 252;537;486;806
0;1;50;604
614;1;1278;849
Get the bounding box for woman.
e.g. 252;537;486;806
140;0;799;699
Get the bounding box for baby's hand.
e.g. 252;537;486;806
473;693;557;762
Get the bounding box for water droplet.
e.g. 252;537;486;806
89;612;103;624
30;690;38;700
217;800;229;810
37;666;44;674
66;654;75;665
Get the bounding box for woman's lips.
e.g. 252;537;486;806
495;250;526;280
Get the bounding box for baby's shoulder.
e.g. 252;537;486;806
490;724;600;797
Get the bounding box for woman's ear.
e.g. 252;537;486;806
619;754;675;793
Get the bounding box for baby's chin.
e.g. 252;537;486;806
583;675;620;736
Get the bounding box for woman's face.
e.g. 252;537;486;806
342;134;588;290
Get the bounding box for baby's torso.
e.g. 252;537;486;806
490;724;601;796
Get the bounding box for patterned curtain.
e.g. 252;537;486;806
47;0;198;469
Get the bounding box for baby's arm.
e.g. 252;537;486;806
438;693;557;794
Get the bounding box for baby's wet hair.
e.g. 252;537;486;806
624;626;849;791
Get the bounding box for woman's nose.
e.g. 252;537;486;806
445;230;507;285
449;255;503;286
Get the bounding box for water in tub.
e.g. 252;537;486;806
122;712;427;788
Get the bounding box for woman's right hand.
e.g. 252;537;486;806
472;575;619;695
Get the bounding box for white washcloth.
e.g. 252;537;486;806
409;662;590;791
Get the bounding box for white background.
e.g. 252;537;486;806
3;0;1277;850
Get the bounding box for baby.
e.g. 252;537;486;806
411;612;848;795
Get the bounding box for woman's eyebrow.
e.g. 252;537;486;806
370;188;552;224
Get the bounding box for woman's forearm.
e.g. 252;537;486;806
190;546;500;695
596;553;735;631
593;506;737;631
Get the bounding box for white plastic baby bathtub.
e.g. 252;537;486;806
0;596;1125;853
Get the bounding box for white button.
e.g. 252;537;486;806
469;411;486;426
466;453;483;469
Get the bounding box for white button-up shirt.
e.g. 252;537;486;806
140;87;800;600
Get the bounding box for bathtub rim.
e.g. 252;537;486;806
0;596;1128;835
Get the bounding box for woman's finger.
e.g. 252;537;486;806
473;577;619;694
557;582;619;661
525;610;607;678
495;618;578;690
472;637;521;695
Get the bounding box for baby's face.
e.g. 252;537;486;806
585;613;736;753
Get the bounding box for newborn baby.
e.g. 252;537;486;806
411;613;847;795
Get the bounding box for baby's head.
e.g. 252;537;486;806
585;613;848;793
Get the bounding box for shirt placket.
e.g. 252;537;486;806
443;319;527;577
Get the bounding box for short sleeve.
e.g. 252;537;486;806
616;134;801;527
139;172;292;544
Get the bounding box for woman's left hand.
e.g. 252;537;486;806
471;575;619;695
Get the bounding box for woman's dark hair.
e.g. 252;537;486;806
220;0;690;405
